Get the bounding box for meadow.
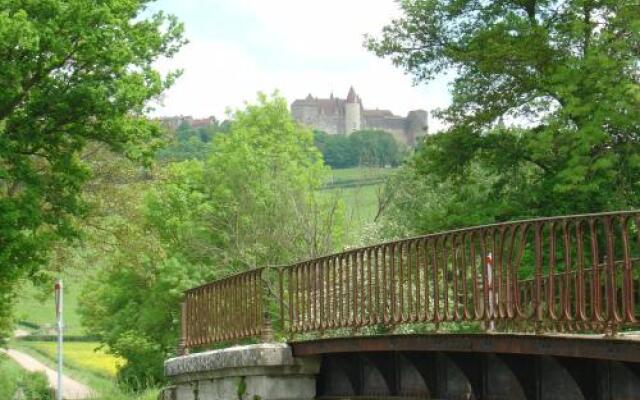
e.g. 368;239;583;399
17;341;123;378
0;353;24;399
322;167;393;242
325;166;392;188
15;269;86;336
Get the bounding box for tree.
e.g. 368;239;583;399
79;94;344;387
378;154;504;238
56;144;201;389
147;94;344;268
0;0;185;335
367;0;640;222
156;121;226;162
349;129;404;167
313;130;354;168
313;129;405;169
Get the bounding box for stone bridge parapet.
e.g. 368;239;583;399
162;343;320;400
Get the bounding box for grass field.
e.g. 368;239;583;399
325;167;393;189
15;270;87;335
321;167;393;242
17;341;124;378
0;353;24;399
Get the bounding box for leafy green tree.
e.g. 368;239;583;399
79;94;344;388
81;255;206;389
59;145;198;389
0;0;185;335
313;130;354;168
367;0;640;223
350;129;405;167
156;121;226;161
379;157;502;238
148;94;343;268
313;129;405;169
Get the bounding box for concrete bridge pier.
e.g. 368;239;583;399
161;343;320;400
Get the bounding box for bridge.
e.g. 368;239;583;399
163;211;640;400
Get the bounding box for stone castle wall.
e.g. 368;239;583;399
290;88;428;146
291;106;345;134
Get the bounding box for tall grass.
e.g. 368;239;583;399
11;341;156;400
0;353;23;399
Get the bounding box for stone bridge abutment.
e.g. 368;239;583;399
163;334;640;400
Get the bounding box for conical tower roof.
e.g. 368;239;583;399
346;86;357;103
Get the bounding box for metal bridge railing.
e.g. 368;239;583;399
179;211;640;353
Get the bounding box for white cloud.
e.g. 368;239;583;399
233;0;401;59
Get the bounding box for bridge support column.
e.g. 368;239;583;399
161;343;320;400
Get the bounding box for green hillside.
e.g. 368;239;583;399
15;272;86;336
322;167;393;241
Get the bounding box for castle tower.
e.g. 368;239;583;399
344;86;361;133
406;110;429;145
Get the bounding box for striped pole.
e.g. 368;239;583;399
55;279;63;400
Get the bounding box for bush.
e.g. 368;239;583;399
19;371;54;400
0;355;53;400
0;354;22;399
17;335;99;342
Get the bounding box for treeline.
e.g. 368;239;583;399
313;129;405;168
158;124;406;169
156;120;231;161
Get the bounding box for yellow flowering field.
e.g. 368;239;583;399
24;341;124;377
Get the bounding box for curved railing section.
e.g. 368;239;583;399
179;211;640;352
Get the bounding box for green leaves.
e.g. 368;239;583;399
370;0;640;233
313;129;406;168
0;0;184;335
146;94;341;271
78;95;345;388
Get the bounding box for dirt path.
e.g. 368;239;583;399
13;329;30;338
1;348;94;399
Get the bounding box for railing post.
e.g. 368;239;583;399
261;268;275;343
178;301;189;356
261;310;274;343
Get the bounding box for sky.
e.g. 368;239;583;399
149;0;452;131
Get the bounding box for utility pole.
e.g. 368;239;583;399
54;279;63;400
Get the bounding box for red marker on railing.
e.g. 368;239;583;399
487;253;495;332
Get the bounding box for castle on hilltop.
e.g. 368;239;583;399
291;87;428;145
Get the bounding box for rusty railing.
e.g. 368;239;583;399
180;211;640;352
181;267;266;350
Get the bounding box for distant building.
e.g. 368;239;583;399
157;115;217;130
290;87;428;145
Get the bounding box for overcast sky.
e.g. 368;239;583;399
149;0;452;131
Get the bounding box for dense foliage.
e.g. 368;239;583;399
313;129;405;169
0;0;185;336
0;355;51;400
368;0;640;233
156;120;230;161
79;94;344;388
